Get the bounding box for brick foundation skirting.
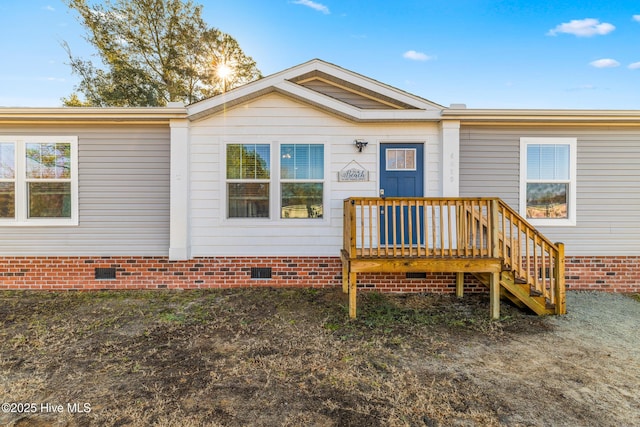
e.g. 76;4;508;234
0;256;638;292
565;257;640;292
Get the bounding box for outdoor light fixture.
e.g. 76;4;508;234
354;139;368;152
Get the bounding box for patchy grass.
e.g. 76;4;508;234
0;288;630;426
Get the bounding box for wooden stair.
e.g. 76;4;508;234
473;271;555;316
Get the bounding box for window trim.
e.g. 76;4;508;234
519;137;577;226
0;136;79;226
225;143;272;219
279;143;325;219
222;141;328;224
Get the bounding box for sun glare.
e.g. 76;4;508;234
217;63;232;80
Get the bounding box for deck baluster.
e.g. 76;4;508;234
341;197;566;318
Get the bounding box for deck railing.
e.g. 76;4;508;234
495;201;565;312
343;197;565;313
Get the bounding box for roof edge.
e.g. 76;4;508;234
0;107;187;123
443;108;640;123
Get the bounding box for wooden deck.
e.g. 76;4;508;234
341;197;566;319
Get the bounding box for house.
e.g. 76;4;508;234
1;59;639;316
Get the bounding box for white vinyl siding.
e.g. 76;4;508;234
0;125;170;256
460;126;640;255
190;93;441;257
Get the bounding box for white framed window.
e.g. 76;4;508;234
226;144;271;218
0;142;16;219
224;142;325;220
280;144;324;219
0;136;78;226
520;137;576;226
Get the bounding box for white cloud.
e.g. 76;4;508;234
292;0;329;14
547;18;615;37
43;5;55;12
628;62;640;69
633;15;640;23
590;58;620;68
403;50;433;61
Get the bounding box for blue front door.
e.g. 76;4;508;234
380;143;424;244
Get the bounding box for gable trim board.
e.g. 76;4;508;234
1;59;640;293
187;59;442;122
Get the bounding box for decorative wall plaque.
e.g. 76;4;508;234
338;160;369;182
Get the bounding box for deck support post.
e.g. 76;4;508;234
349;272;357;319
342;260;349;294
555;242;566;315
490;271;500;320
455;272;464;298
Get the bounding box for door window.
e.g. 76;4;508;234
385;148;416;171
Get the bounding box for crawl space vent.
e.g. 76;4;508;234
251;267;272;279
95;267;116;280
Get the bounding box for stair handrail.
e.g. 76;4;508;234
495;200;566;314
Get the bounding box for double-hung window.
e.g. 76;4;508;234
280;144;324;219
226;144;270;218
0;136;78;226
0;142;16;219
520;137;576;226
225;143;325;220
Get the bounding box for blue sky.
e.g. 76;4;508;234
1;0;639;109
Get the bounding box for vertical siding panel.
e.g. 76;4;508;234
460;125;640;255
0;125;170;256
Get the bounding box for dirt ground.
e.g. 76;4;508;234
0;288;638;427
